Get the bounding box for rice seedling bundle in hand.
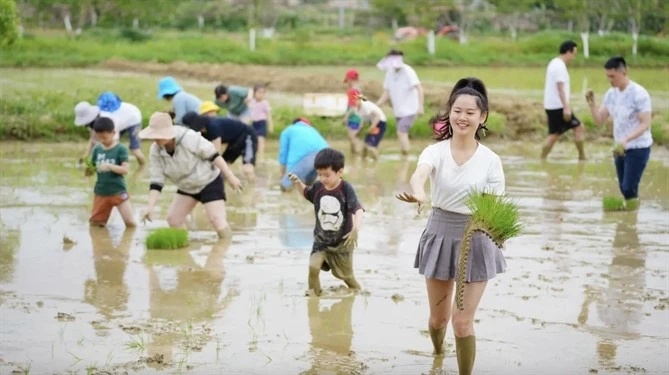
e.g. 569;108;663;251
84;158;96;176
612;144;625;158
145;228;189;250
456;192;522;311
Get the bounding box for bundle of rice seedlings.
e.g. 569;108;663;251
612;144;625;158
602;196;639;212
145;228;189;250
456;192;522;311
602;196;626;211
84;158;96;176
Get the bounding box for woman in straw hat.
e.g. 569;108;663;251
139;112;243;239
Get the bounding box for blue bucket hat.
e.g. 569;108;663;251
97;92;122;112
157;77;183;99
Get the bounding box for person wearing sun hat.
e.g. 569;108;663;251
199;101;221;117
74;92;146;166
139;112;243;239
343;69;363;154
376;49;425;155
157;77;202;126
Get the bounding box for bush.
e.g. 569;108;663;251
0;0;19;47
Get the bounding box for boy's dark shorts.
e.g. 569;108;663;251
90;192;129;225
222;127;258;166
177;175;226;203
364;121;387;147
546;108;581;135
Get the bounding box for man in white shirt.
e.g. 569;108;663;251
376;49;425;155
541;40;586;160
586;56;652;206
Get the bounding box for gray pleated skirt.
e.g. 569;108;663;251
414;207;506;282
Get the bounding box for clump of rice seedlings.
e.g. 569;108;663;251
611;144;625;158
145;228;189;250
603;196;626;211
456;192;522;311
83;158;96;176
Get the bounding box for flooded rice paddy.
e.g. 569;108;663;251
0;140;668;374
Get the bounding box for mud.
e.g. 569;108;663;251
102;59;546;136
1;140;668;374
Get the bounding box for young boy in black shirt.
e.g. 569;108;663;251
289;148;364;296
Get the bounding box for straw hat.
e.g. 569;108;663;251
199;101;220;115
139;112;175;140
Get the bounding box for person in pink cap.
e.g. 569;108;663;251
376;49;425;155
343;69;363;154
138;112;243;239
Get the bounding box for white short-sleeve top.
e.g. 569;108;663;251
417;139;505;215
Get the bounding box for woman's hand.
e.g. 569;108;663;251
395;191;426;214
227;175;243;193
141;208;153;224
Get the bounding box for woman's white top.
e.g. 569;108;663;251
417;139;505;215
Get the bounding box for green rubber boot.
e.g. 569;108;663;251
455;335;476;375
429;325;446;355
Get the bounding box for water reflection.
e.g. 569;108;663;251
0;226;19;283
278;212;314;250
145;239;232;366
83;227;134;321
578;211;645;369
302;295;359;375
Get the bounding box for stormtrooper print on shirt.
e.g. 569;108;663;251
304;180;363;253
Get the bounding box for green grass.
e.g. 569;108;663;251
145;228;189;250
3;29;668;68
465;192;523;245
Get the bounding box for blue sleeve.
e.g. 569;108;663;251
279;129;289;166
173;96;187;125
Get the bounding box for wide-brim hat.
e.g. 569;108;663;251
139;112;175;140
199;101;220;115
157;76;183;100
74;101;100;126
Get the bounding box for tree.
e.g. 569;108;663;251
0;0;19;46
490;0;534;40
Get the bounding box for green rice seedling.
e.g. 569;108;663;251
456;192;522;311
612;143;625;158
145;228;189;250
83;158;96;176
625;198;639;211
603;196;626;211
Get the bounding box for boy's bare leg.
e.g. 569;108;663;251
308;251;326;296
116;199;136;227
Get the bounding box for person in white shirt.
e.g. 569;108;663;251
397;77;505;375
74;92;147;165
542;40;586;160
355;94;387;160
586;57;653;208
376;49;425;155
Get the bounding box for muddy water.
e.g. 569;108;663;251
1;140;668;374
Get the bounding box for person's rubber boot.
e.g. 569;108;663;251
455;335;476;375
540;143;553;159
429;325;446;355
575;140;587;160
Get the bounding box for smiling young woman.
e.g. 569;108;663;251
397;77;506;375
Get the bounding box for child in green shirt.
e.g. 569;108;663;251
88;117;136;227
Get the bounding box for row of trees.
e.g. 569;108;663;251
5;1;668;45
